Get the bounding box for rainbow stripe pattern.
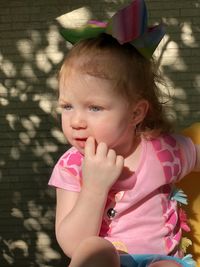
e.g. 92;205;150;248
60;0;165;59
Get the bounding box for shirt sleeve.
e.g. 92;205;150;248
173;134;197;180
48;147;83;192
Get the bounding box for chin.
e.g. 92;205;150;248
73;144;85;155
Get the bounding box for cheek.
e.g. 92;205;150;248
61;115;70;136
61;115;66;130
93;120;130;141
90;121;111;141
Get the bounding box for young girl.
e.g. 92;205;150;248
49;1;200;267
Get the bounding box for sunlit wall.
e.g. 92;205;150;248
0;1;199;266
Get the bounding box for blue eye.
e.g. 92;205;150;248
89;106;103;112
63;104;72;110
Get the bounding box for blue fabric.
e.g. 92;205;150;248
120;254;195;267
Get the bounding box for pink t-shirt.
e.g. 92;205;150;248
48;134;196;256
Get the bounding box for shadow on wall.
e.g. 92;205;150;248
0;1;130;266
160;3;200;127
0;0;199;266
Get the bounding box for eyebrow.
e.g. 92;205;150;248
58;97;68;105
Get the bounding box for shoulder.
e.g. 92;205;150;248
149;133;196;163
146;134;182;163
48;147;83;190
149;133;194;152
148;133;196;179
58;147;83;171
55;146;84;178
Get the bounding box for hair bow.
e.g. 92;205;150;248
60;0;165;59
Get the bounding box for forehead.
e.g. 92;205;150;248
60;50;128;82
59;68;115;98
58;69;130;111
59;52;122;96
58;48;135;103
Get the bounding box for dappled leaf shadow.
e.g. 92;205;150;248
0;0;199;266
0;1;130;266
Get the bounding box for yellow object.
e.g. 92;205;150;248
178;123;200;267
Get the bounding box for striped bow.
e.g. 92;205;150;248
60;0;165;59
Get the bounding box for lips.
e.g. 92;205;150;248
74;137;87;141
74;138;87;148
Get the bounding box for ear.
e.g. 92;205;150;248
131;99;149;126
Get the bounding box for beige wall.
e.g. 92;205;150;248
0;0;199;266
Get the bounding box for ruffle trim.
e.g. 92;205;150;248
170;186;193;256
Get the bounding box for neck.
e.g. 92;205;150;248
119;136;142;181
117;135;141;159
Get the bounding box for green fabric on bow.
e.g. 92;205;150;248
60;0;165;59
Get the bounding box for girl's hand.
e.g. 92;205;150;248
82;137;124;194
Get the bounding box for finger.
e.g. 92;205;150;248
96;142;108;158
116;155;124;170
85;136;95;157
107;149;117;164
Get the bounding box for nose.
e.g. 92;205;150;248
70;111;87;129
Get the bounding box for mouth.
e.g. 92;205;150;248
74;138;87;148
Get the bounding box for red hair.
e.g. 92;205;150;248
59;33;172;139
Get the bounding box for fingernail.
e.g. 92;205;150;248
87;136;93;143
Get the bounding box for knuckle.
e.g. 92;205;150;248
98;142;107;148
117;155;123;160
109;149;116;155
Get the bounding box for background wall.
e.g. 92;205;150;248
0;0;199;266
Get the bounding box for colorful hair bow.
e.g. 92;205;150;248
60;0;165;59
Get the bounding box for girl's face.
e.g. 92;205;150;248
59;69;138;156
